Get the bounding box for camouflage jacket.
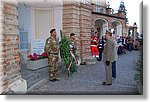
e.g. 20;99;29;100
44;37;59;54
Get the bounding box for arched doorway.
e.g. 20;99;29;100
95;18;108;39
111;21;122;38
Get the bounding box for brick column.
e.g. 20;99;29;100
63;2;81;63
79;3;92;63
63;2;92;64
0;2;27;94
0;1;8;93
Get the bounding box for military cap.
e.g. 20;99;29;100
106;30;112;36
50;28;56;34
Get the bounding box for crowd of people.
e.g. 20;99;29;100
90;30;140;85
116;35;140;55
44;28;140;85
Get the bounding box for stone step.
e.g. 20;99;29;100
21;62;66;89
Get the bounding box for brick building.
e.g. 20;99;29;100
62;0;127;63
0;0;138;94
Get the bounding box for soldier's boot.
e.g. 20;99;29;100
49;72;55;82
53;73;59;81
49;73;59;82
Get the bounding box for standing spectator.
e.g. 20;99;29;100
112;34;118;78
134;39;140;51
122;36;127;54
122;36;126;45
126;37;129;51
117;36;123;55
91;32;99;58
128;36;133;51
102;31;114;86
97;36;105;61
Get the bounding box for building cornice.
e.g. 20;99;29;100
63;3;92;11
92;12;125;20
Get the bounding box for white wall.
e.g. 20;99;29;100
53;6;62;41
35;10;51;40
30;7;52;41
29;5;62;55
30;6;62;40
18;1;63;55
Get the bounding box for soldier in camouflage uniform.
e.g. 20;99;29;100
44;28;59;82
68;33;78;73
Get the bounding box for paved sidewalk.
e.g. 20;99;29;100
26;51;141;95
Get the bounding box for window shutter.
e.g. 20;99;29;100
19;31;28;52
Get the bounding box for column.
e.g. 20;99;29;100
1;2;27;94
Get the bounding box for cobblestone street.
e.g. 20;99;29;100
22;51;141;95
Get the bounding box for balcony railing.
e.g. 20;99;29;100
92;3;119;15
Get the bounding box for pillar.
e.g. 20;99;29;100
63;2;92;64
0;1;27;94
133;23;138;45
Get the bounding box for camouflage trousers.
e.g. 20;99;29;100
48;54;58;80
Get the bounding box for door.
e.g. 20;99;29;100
35;10;51;40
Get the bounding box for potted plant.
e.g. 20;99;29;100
26;53;48;70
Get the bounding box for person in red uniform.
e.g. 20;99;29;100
91;32;99;58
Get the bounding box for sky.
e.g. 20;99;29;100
106;0;142;33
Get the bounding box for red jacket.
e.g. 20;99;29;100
91;36;98;45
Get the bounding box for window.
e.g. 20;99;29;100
96;0;100;12
99;8;104;13
19;30;28;52
81;0;88;4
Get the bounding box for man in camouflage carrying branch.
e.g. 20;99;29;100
44;28;59;82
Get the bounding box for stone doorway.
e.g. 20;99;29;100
94;18;108;39
111;20;123;38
